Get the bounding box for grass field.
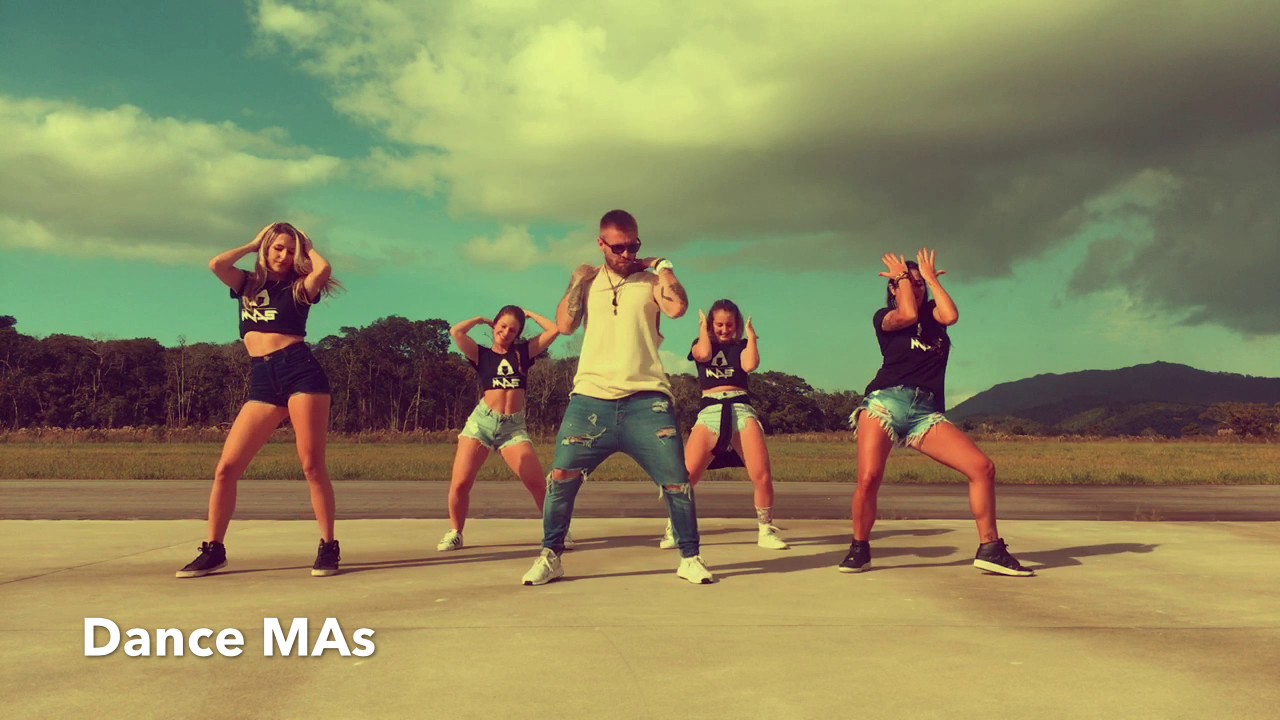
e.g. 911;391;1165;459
1;438;1277;484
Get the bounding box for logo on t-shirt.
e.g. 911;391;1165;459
704;349;736;379
909;336;945;353
241;288;278;323
491;357;521;389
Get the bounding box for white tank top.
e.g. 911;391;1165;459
572;267;672;399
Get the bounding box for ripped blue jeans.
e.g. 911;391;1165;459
544;392;699;557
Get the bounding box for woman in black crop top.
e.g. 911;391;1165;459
177;222;343;580
838;249;1032;577
662;299;788;551
437;305;562;552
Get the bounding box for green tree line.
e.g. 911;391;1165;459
0;315;862;435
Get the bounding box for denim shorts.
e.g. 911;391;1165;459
694;390;758;436
247;343;330;407
849;385;948;448
459;402;532;450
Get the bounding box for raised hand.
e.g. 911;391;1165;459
745;316;757;339
878;253;909;279
916;248;947;283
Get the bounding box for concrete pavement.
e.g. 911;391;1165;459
2;518;1278;719
4;479;1279;520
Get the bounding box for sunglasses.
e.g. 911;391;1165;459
601;237;642;255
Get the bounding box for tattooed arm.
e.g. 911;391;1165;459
652;266;689;319
556;264;598;335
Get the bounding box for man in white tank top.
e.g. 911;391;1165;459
520;210;714;586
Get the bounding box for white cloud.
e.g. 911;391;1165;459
254;2;1280;253
255;0;327;41
463;224;602;270
463;225;538;269
0;96;343;263
254;1;1280;330
660;349;695;377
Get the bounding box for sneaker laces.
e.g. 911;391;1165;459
319;540;340;562
986;541;1022;567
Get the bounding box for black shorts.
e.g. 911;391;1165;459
247;343;331;407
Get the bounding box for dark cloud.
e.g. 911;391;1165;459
264;1;1280;330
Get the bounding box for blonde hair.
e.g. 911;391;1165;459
240;222;341;305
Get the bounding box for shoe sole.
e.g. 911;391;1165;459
837;562;870;573
437;543;464;552
175;560;226;578
973;559;1035;576
522;569;563;586
658;541;678;550
758;540;790;550
311;567;340;577
678;573;714;584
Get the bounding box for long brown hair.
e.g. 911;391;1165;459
240;222;341;305
493;305;528;374
708;299;745;341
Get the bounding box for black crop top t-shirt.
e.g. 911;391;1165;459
472;342;535;392
233;278;312;338
688;339;750;392
863;300;951;408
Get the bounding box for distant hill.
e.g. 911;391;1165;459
950;362;1280;436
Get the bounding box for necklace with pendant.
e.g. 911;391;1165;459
604;267;625;315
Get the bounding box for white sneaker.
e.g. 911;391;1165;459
436;530;464;552
677;555;715;584
521;548;563;586
564;529;577;550
757;524;790;550
658;521;678;550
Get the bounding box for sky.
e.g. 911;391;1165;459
2;0;1278;404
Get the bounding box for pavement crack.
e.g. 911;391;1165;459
0;537;199;586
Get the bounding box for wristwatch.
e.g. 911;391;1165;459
654;258;675;273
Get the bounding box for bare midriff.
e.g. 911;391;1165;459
481;388;526;415
244;332;306;357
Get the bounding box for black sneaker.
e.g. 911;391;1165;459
974;539;1034;576
837;540;872;573
175;541;226;578
312;539;341;577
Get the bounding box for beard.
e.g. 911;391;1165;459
605;255;644;276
